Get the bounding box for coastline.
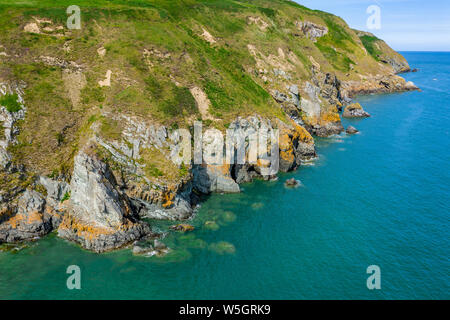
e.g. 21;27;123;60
0;1;421;254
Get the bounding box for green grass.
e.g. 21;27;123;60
61;191;71;202
0;93;22;113
99;116;122;141
0;0;399;178
360;35;382;61
315;42;355;72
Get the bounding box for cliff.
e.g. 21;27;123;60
0;0;418;252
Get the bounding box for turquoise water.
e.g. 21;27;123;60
1;52;449;299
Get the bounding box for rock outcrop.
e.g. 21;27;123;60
0;81;26;169
0;190;56;242
342;103;371;118
57;146;150;252
340;75;418;99
296;21;328;42
346;126;359;134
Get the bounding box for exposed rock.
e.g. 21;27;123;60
38;56;82;72
193;164;240;194
190;87;216;121
340;75;418;99
0;81;26;169
132;239;155;256
346;126;359;134
0;190;54;242
39;176;69;207
284;178;301;188
98;70;112;87
97;46;106;57
247;16;269;31
24;22;41;34
278;119;316;172
201;28;216;44
405;81;419;90
169;224;195;232
57;147;150;252
342;103;370;118
296;21;328;42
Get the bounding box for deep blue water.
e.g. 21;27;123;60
0;52;449;299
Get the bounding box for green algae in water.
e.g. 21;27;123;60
176;234;207;249
204;221;220;231
0;242;31;253
208;241;236;255
251;202;264;210
219;211;236;224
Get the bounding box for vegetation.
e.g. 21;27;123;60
0;93;21;113
61;191;71;202
0;0;402;179
360;35;382;61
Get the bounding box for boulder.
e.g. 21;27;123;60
132;240;155;256
346;126;359;134
342;103;371;118
284;178;301;188
169;224;195;232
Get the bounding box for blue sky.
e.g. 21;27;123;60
295;0;450;51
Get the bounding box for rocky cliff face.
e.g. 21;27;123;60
57;146;151;252
0;0;418;252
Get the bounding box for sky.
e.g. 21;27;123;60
295;0;450;51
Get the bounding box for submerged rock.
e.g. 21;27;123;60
342;103;371;118
346;126;359;134
132;238;170;257
208;241;236;255
204;221;219;231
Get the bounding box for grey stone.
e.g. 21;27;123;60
346;126;359;134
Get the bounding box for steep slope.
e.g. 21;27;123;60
0;0;418;251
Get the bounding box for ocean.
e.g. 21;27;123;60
0;52;449;299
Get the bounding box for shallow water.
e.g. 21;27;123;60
0;52;449;299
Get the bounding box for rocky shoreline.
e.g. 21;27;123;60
0;4;420;253
0;74;417;253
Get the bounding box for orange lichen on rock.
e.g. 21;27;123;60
7;211;43;229
256;158;271;168
170;224;195;232
279;128;295;163
207;163;232;176
162;191;175;208
346;102;363;110
319;109;341;124
291;121;314;144
58;214;114;241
